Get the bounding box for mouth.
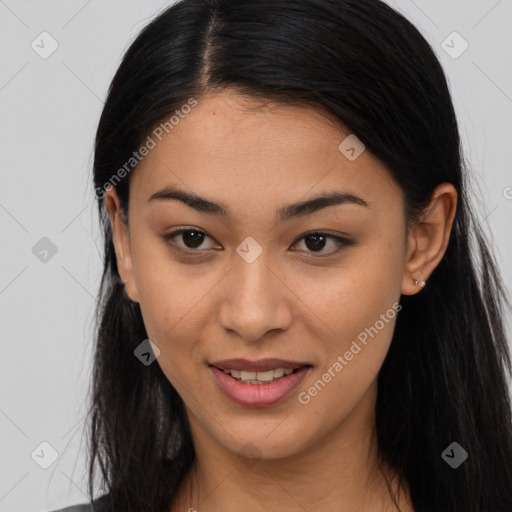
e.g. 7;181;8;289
210;365;311;384
209;358;312;382
208;359;313;408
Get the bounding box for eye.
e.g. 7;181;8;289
161;228;352;257
161;228;218;253
291;231;353;256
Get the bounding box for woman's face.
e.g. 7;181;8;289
107;90;415;461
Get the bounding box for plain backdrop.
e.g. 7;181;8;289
0;1;511;510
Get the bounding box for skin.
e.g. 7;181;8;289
105;89;457;512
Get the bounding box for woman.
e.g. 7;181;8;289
51;0;512;510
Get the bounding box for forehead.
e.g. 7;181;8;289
144;92;348;165
129;90;401;214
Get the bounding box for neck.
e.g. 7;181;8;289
171;382;413;512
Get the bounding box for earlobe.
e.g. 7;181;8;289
104;186;139;302
401;183;457;296
401;233;428;296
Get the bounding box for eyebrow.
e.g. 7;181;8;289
147;185;370;222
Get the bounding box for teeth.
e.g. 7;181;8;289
222;367;297;383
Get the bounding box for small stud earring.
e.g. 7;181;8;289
414;279;426;288
121;279;127;285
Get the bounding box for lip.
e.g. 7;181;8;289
209;358;310;372
209;364;312;408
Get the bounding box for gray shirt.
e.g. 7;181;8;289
48;505;93;512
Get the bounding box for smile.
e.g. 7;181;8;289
209;364;312;408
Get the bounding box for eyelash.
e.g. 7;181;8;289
160;228;353;257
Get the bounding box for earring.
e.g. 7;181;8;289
121;278;127;285
414;279;426;288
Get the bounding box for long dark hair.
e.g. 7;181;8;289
88;1;512;510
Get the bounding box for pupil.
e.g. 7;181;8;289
183;230;204;248
305;234;326;251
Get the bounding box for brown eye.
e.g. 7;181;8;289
292;232;353;256
180;229;205;249
304;233;327;251
162;228;216;252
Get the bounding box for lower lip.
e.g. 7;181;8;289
209;365;311;408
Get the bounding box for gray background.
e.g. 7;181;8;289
0;1;510;510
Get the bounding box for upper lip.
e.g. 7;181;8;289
209;358;311;372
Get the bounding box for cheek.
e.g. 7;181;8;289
303;236;404;399
134;259;210;398
297;288;400;428
130;232;247;400
129;230;212;352
308;237;403;339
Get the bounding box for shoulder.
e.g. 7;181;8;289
47;505;92;512
47;494;108;512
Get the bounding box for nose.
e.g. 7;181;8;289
218;250;293;342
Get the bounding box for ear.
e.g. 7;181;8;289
401;183;458;296
104;185;139;302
